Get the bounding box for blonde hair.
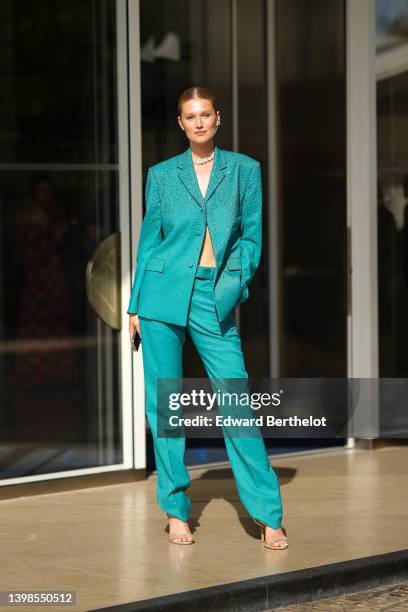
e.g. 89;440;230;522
177;86;218;116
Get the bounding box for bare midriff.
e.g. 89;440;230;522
198;225;216;267
195;161;216;268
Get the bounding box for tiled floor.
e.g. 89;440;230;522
0;445;407;611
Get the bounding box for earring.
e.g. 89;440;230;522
214;123;220;133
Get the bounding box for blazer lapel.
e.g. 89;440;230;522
177;145;227;211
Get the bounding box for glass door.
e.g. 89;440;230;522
0;0;131;481
274;0;347;378
267;0;347;453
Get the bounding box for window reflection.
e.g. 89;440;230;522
13;175;77;391
0;0;118;164
276;0;347;377
376;0;408;52
377;1;408;438
1;170;122;475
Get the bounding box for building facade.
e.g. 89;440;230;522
0;0;406;488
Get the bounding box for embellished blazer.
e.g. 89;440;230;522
127;145;262;326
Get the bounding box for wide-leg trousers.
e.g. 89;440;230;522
138;265;283;528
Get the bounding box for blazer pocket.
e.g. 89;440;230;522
145;257;165;272
227;256;241;271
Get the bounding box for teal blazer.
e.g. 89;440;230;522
127;145;262;326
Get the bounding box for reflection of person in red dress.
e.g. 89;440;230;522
14;175;76;389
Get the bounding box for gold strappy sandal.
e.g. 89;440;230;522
253;518;288;550
167;513;195;545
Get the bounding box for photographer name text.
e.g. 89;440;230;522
167;415;327;427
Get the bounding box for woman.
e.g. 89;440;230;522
128;86;288;550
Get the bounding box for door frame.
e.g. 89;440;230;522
345;0;380;444
128;0;147;470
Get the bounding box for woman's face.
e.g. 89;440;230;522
178;98;220;146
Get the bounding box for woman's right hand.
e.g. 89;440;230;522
129;314;141;348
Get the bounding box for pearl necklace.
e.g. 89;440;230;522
192;152;214;165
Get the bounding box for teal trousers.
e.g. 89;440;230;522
139;265;283;528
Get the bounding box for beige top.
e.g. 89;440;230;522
194;160;216;267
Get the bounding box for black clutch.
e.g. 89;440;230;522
132;329;141;351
